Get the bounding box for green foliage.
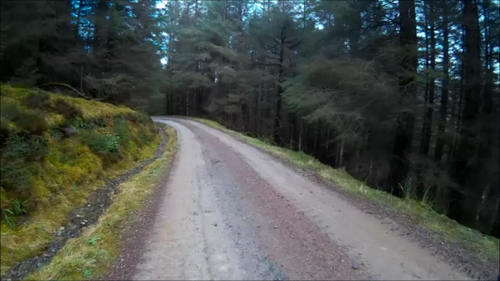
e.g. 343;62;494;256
86;132;121;155
11;199;28;215
49;126;64;140
106;134;120;153
2;200;28;229
399;177;418;200
82;130;123;166
421;184;435;208
3;209;16;229
2;134;47;162
1;0;163;108
82;269;92;279
87;236;101;246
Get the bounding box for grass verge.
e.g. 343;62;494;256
192;117;500;266
24;125;177;280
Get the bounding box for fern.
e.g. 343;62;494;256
3;208;16;229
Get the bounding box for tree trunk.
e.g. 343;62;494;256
273;26;286;146
420;1;430;155
390;0;417;192
475;0;498;234
451;0;482;225
348;2;361;57
420;0;435;156
434;1;449;162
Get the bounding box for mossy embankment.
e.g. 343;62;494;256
0;85;161;276
24;125;177;280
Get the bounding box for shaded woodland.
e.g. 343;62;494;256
1;0;499;238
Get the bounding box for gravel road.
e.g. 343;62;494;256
129;118;470;280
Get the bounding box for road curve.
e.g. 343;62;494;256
131;118;469;280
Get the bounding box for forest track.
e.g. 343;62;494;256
126;118;470;280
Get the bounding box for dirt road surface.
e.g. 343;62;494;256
129;118;470;280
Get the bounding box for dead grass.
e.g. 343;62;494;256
193;117;500;265
24;126;177;280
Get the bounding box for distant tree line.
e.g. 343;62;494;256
0;0;163;109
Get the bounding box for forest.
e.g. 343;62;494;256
0;0;499;238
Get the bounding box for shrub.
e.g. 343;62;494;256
52;99;83;120
86;132;120;155
82;131;122;168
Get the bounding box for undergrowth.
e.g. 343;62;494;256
193;117;500;266
0;84;160;275
25;126;177;280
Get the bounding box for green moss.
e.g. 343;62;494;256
0;84;162;276
25;126;177;280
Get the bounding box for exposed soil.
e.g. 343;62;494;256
120;118;477;281
1;125;168;281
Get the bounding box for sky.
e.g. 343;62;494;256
156;1;166;10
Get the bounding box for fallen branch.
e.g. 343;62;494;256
37;82;92;100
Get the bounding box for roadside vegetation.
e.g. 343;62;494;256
0;85;160;275
24;125;176;280
194;117;500;266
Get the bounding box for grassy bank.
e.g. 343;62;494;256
0;85;160;275
24;125;177;280
193;117;500;266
